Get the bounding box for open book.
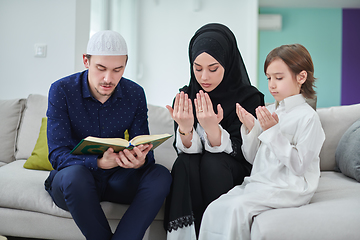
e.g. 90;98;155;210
70;133;172;155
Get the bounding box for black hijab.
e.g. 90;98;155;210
180;23;264;130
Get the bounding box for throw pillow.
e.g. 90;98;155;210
0;98;25;163
23;117;53;171
16;94;48;160
335;118;360;182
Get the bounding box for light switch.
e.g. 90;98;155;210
35;44;47;57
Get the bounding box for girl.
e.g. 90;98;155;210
164;23;264;239
198;44;326;240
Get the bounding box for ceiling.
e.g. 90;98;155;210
259;0;360;8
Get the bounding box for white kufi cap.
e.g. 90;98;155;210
86;30;128;56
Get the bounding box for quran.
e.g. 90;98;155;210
70;133;172;155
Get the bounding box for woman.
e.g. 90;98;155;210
164;23;264;239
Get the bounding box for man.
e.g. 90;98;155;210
44;30;172;240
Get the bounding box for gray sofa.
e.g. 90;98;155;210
1;94;360;240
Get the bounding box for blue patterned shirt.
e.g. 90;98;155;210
46;70;154;172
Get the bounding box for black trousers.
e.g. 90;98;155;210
164;151;251;237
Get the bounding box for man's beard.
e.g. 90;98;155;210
95;83;115;96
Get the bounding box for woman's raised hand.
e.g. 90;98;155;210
236;103;255;132
166;91;194;134
194;90;223;136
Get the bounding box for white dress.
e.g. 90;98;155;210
198;94;325;240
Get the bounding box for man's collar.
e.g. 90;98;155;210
110;83;123;103
82;70;92;98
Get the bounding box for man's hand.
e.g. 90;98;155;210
97;148;120;169
97;144;152;169
117;144;152;169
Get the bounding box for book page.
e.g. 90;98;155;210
130;133;172;146
71;134;172;155
85;136;129;146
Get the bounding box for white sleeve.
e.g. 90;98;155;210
240;120;262;164
258;115;325;176
202;124;233;154
175;125;202;154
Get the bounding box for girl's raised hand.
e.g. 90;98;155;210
166;91;194;134
255;106;279;131
236;103;255;132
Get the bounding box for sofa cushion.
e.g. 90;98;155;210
15;94;48;160
0;98;25;164
335;119;360;182
251;171;360;240
147;104;176;170
0;160;69;218
23;117;53;171
317;103;360;171
0;160;165;221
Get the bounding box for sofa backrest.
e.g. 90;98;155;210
317;103;360;171
2;94;359;172
147;104;176;170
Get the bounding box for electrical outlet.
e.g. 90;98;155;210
34;44;47;57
